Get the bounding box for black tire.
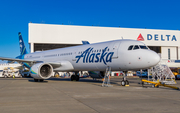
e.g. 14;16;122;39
34;79;38;82
141;81;144;86
121;80;126;86
175;76;177;80
76;75;79;81
24;74;27;77
125;80;129;85
4;75;8;78
71;75;75;81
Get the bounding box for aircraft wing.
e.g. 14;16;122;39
0;57;38;64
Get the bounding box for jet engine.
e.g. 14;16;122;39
30;63;53;79
88;71;105;78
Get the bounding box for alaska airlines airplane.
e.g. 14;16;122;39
0;32;160;84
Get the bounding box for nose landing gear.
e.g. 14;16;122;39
121;71;129;86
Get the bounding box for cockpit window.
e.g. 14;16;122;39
128;45;148;51
128;45;134;50
133;45;139;50
139;45;148;49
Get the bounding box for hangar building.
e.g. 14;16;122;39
29;23;180;60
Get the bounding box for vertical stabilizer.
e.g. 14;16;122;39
18;32;28;55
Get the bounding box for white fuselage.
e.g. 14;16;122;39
23;40;160;71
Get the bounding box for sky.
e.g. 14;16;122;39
0;0;180;61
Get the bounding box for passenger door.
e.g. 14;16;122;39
109;42;120;58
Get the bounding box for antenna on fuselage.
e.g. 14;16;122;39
121;37;123;39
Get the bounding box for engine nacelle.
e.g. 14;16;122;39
30;63;53;79
88;71;105;78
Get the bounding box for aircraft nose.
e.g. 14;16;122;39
148;51;160;67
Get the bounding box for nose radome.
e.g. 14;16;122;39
148;51;160;67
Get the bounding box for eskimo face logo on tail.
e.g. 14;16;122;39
75;47;114;65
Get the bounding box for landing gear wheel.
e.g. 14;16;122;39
71;75;76;81
34;79;38;82
141;81;144;87
76;75;79;81
40;79;44;82
71;75;80;81
121;80;126;86
125;80;129;85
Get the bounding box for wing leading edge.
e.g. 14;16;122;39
0;57;36;63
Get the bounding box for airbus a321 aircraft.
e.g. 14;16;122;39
0;32;160;85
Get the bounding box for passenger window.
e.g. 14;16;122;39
128;45;134;50
139;45;148;49
133;45;139;50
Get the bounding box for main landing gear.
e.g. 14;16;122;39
121;71;129;86
71;72;79;81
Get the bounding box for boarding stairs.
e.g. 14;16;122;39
102;66;113;87
149;63;176;84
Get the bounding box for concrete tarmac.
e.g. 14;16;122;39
0;77;180;113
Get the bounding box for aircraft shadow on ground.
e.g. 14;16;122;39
27;77;139;87
27;77;180;91
50;77;103;83
28;77;103;84
48;77;127;86
28;79;48;83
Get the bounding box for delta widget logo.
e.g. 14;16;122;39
137;34;144;41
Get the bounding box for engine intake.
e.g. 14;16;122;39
30;63;53;79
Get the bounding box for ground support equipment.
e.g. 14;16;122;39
102;66;113;87
149;63;176;85
142;79;179;90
